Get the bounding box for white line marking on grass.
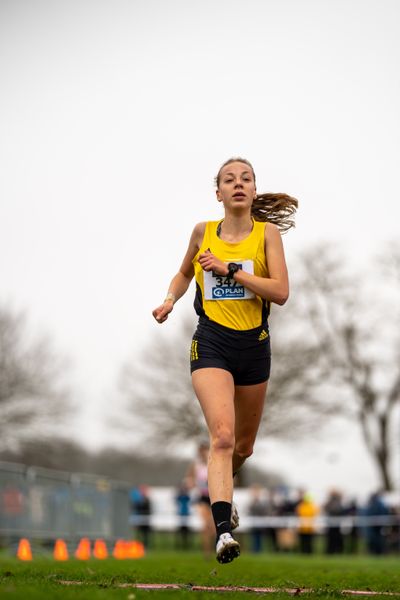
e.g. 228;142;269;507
57;581;400;596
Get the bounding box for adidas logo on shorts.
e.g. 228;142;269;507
258;329;268;341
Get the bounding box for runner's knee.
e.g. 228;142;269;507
234;439;254;460
210;430;235;455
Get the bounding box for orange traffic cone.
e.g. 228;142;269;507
93;539;108;559
54;539;69;561
17;538;32;561
75;537;91;560
113;539;127;559
125;540;145;559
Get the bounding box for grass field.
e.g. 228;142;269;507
1;551;400;599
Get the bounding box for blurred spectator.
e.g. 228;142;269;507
386;505;400;553
344;498;359;554
324;489;344;554
275;487;300;552
186;442;214;559
0;483;24;546
296;492;319;554
175;478;192;549
1;483;24;528
281;487;304;510
265;489;280;552
247;484;268;553
364;491;389;555
130;484;152;548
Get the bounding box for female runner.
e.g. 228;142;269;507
152;157;297;563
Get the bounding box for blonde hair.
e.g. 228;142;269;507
215;157;298;233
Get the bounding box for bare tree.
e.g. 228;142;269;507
261;318;327;437
0;304;70;450
295;244;400;490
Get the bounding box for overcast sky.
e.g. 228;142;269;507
1;0;399;498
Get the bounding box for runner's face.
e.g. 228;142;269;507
216;162;256;209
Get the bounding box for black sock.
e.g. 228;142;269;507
211;501;232;541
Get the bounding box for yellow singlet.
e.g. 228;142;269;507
192;220;270;331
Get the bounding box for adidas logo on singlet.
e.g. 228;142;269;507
258;329;268;341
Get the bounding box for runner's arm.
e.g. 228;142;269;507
152;222;205;323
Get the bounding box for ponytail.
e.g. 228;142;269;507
251;193;298;233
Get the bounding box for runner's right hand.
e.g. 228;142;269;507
152;301;174;324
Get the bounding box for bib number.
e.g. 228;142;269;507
203;260;255;300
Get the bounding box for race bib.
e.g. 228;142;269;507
203;260;255;300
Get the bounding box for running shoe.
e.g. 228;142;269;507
231;502;239;530
216;532;240;564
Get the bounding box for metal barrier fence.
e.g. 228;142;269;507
131;513;400;530
1;460;399;554
0;461;130;542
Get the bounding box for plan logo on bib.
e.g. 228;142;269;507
212;283;245;299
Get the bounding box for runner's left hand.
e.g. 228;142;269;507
198;250;228;276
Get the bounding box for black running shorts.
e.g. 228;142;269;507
190;317;271;385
